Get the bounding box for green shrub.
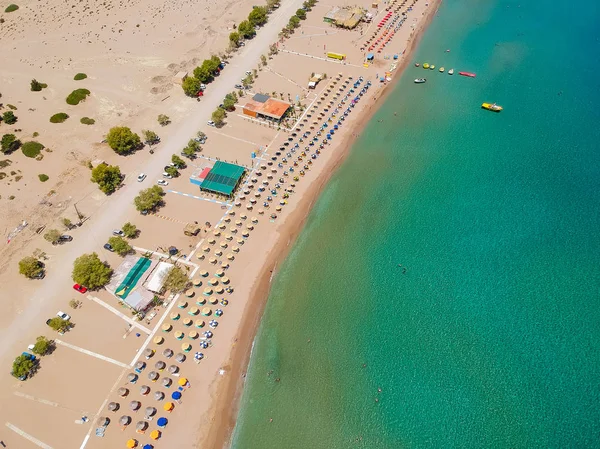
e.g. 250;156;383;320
5;4;18;12
66;89;90;105
80;117;95;125
49;113;69;123
73;73;87;81
30;79;48;91
21;141;44;158
38;174;49;182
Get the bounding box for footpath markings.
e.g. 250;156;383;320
13;392;58;408
152;213;188;225
54;340;131;369
5;423;53;449
87;295;151;334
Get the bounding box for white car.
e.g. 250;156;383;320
162;172;173;179
245;70;252;75
137;173;146;182
57;311;71;321
207;120;215;127
157;179;169;186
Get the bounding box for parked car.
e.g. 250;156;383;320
57;311;71;321
73;283;88;294
234;84;243;90
245;70;252;75
239;41;246;47
12;352;37;380
58;235;73;243
137;173;147;182
200;84;207;90
112;229;125;237
32;270;45;280
103;243;114;252
207;120;215;127
162;172;173;179
157;179;169;186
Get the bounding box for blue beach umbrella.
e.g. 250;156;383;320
157;417;168;427
171;391;182;400
143;445;154;449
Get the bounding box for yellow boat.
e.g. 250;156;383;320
430;64;435;70
482;102;503;112
439;67;445;73
423;63;430;69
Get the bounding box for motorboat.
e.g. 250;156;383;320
430;64;435;70
414;78;427;84
415;62;420;67
459;71;476;77
423;63;430;69
482;102;503;112
439;67;445;73
448;69;454;75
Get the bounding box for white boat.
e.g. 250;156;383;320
414;78;426;84
448;69;454;75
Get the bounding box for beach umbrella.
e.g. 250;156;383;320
168;364;179;375
242;231;249;237
212;229;221;236
143;445;154;449
130;401;141;411
127;373;138;383
178;377;189;387
154;361;166;371
118;387;129;397
232;246;240;253
200;270;209;277
193;278;202;286
214;249;223;257
126;439;138;448
178;301;188;309
201;307;212;316
145;407;157;418
148;371;159;381
182;343;192;352
225;233;233;240
175;353;186;363
221;276;230;284
157;417;168;427
226;253;235;261
196;297;206;306
150;430;161;440
136;421;148;432
209;277;218;286
108;402;119;412
140;385;151;395
170;312;180;321
224;217;231;223
188;330;198;340
218;223;226;230
258;209;264;215
185;289;195;298
183;317;193;327
119;415;131;426
171;391;182;402
163;402;174;412
161;323;172;332
215;269;225;277
208;238;216;244
143;349;155;359
195;319;205;328
175;331;184;340
154;391;165;401
162;348;173;358
209;297;218;304
189;307;199;315
209;257;217;264
153;336;164;345
161;377;172;388
240;214;247;220
221;261;230;269
203;287;213;295
195;352;205;360
202;245;210;253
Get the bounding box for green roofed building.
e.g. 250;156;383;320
200;161;246;197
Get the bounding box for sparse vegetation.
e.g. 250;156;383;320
80;117;95;125
62;217;72;229
21;141;44;158
157;114;170;126
74;73;87;81
91;163;122;194
106;127;141;155
19;256;43;279
134;185;165;212
142;129;159;144
107;236;132;256
30;79;48;91
72;253;112;289
261;54;267;66
269;43;278;56
38;173;49;182
43;229;61;244
162;266;190;293
49;112;69;123
5;4;18;12
266;0;280;10
69;299;81;309
46;317;71;333
2;111;17;124
1;134;20;154
66;88;91;105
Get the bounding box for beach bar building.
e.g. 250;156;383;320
242;94;291;123
323;6;365;29
199;161;246;197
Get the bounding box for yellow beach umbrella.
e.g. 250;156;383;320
185;289;195;298
178;301;187;309
183;318;192;327
235;220;242;226
215;269;224;277
218;223;226;230
170;312;180;321
178;377;189;387
163;402;174;412
201;307;212;316
221;261;230;269
181;343;192;352
230;227;238;234
209;278;219;286
188;331;198;339
175;331;184;340
193;278;202;286
221;276;230;284
202;246;210;253
214;250;223;257
126;439;138;448
203;287;213;295
153;336;164;345
161;323;172;332
209;257;217;264
228;209;236;216
196;253;204;260
200;270;209;277
215;287;224;294
212;229;221;236
242;231;250;237
195;319;205;328
224;217;231;223
208;238;216;245
251;217;259;223
236;238;244;244
246;224;254;230
189;307;199;315
225;233;233;241
209;297;218;304
150;430;161;440
258;209;264;215
220;241;228;248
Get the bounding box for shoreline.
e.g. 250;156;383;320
204;1;443;447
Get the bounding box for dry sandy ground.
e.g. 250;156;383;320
0;0;440;447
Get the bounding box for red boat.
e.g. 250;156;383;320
459;71;476;77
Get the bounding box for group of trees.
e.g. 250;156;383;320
72;253;113;289
13;335;54;380
171;154;186;169
157;114;170;126
91;163;122;194
280;1;313;37
181;139;202;159
134;185;165;213
1;133;20;153
162;266;190;293
106;126;141;155
182;55;222;97
230;6;269;48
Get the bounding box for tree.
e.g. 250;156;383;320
142;129;159;144
32;336;52;356
223;96;236;111
182;145;196;159
30;79;47;91
165;166;179;178
162;266;190;293
238;20;255;39
62;217;73;229
302;1;312;10
260;54;267;66
108;236;132;256
266;0;280;10
187;139;201;152
47;317;71;333
72;253;112;289
171;154;186;169
182;76;201;96
289;15;301;29
193;65;212;84
1;133;20;153
197;131;206;140
43;229;61;245
19;257;43;279
212;108;226;126
295;8;307;19
157;114;170;126
208;55;222;73
122;222;138;238
229;31;240;47
248;6;268;27
269;43;278;56
242;73;253;88
134;185;165;212
91;163;122;194
106;127;141;155
2;111;17;125
12;355;35;379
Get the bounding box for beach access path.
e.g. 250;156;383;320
0;0;308;364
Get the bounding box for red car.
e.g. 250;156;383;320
73;284;88;294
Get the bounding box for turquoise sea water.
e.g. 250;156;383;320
231;0;600;447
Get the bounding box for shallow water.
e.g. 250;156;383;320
231;0;600;447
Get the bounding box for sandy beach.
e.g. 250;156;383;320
0;0;440;447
